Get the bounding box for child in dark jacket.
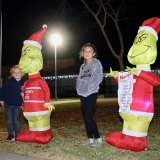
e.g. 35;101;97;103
0;65;25;141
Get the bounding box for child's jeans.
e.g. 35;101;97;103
5;104;21;138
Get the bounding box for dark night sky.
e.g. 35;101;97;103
2;0;160;73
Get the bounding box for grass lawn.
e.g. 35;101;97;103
0;97;160;160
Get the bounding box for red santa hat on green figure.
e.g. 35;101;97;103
138;17;160;41
23;24;48;49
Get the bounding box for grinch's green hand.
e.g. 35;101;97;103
108;67;119;77
125;66;140;76
44;103;55;112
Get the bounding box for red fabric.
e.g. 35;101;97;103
27;25;47;44
142;17;160;33
17;73;52;144
22;73;50;112
113;71;160;113
106;132;147;152
130;71;160;112
106;71;160;152
114;77;118;83
16;129;52;144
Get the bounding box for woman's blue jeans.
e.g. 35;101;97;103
5;104;21;138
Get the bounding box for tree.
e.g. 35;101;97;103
54;0;149;71
80;0;134;71
81;0;150;70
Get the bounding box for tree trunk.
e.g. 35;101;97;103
117;57;124;71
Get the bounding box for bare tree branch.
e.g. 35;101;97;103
80;0;134;70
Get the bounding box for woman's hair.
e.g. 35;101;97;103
79;42;97;59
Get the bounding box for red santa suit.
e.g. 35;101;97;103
23;73;50;113
16;73;52;144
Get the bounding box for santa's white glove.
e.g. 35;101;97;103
44;103;55;112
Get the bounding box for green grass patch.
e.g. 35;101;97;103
0;98;160;160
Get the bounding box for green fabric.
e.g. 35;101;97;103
25;113;51;129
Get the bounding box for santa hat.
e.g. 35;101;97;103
138;17;160;41
23;24;48;49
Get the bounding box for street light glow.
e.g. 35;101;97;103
50;33;62;46
49;32;63;101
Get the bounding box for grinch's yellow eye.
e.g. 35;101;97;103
23;46;31;55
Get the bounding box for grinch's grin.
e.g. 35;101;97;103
128;45;150;59
20;57;34;70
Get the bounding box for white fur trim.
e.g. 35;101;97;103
29;126;50;131
25;87;41;89
24;111;49;116
23;40;42;49
23;100;45;103
136;66;151;71
138;26;158;41
122;129;147;137
43;24;47;28
128;110;153;117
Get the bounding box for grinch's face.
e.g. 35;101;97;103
19;44;43;74
127;30;157;66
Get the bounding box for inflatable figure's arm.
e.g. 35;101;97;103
139;70;160;86
109;67;119;77
39;79;50;102
125;67;160;86
39;79;55;111
44;103;55;112
109;67;119;83
125;66;140;76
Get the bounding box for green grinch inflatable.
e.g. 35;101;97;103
106;17;160;152
16;25;55;144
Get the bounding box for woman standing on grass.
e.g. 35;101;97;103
76;43;103;146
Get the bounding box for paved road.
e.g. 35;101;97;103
0;151;41;160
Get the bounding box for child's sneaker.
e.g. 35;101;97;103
6;136;15;142
85;138;95;145
94;138;102;146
